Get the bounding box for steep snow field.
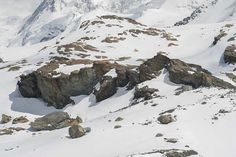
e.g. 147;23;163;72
1;0;236;157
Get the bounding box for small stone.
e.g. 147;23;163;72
164;138;178;143
114;125;122;129
158;114;174;124
12;116;29;124
155;133;163;137
115;117;124;122
69;124;86;139
1;114;11;124
201;101;207;105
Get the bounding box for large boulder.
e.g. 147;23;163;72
224;44;236;64
18;66;98;109
30;111;71;131
68;124;86;138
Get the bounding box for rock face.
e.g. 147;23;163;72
158;114;174;124
18;67;98;109
30;111;71;131
0;58;3;63
140;53;235;89
139;53;170;82
95;76;117;102
68;124;86;139
1;114;11;124
224;44;236;64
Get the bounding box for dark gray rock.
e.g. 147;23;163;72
0;58;3;63
18;67;98;109
68;124;85;138
224;44;236;64
30;111;71;131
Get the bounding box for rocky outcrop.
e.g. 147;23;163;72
30;111;71;131
68;124;86;139
18;62;98;109
0;58;3;63
167;59;234;89
140;53;234;89
19;53;234;109
224;44;236;64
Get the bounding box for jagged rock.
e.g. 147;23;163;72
134;86;158;100
1;114;11;124
0;58;3;63
18;53;234;109
139;53;170;82
95;76;117;102
167;59;235;89
12;116;29;124
158;114;174;124
30;111;71;131
68;124;86;139
18;73;41;98
224;45;236;64
18;66;98;109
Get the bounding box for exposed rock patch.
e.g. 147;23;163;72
1;114;11;124
30;112;72;131
134;86;158;100
18;53;234;108
12;116;29;124
224;44;236;64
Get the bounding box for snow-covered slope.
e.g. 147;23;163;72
1;1;236;157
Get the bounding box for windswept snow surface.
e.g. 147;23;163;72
1;0;236;157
